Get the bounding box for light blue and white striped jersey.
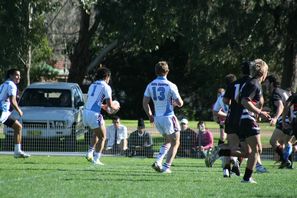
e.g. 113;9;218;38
84;80;112;113
0;80;17;112
144;76;181;116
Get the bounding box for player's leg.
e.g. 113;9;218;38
279;135;294;168
242;134;260;183
228;133;241;176
270;128;285;162
152;117;171;172
92;125;106;165
162;131;180;173
9;118;30;158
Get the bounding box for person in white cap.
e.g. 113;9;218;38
177;118;197;157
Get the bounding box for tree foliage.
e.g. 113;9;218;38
0;0;57;87
1;0;297;120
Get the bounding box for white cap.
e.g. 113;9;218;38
180;118;188;124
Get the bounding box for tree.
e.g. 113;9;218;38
0;0;56;87
58;0;297;119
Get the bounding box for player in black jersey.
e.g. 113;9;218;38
264;75;292;168
207;59;270;183
220;62;251;177
281;93;297;168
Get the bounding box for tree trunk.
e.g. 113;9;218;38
281;11;297;92
68;7;92;85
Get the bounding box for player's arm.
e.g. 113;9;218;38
106;98;120;111
282;100;292;129
9;95;23;116
270;100;283;126
142;96;154;123
172;97;183;107
241;97;270;120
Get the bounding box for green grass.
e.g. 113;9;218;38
0;155;296;198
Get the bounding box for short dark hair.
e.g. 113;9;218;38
6;68;19;79
266;75;280;88
137;118;145;128
225;74;237;86
95;67;111;80
155;61;169;76
241;61;255;76
198;121;204;126
112;115;120;121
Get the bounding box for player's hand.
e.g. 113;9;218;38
18;110;23;117
259;110;270;121
101;104;108;111
269;117;277;126
149;115;154;123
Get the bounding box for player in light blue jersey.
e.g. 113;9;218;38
84;67;120;165
0;69;30;158
143;61;183;173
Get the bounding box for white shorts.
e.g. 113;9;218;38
83;110;105;129
154;115;180;136
0;111;11;124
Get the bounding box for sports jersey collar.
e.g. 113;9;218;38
156;76;167;80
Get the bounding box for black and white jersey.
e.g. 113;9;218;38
287;93;297;118
224;76;250;125
239;78;262;121
270;87;290;116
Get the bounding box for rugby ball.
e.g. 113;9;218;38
107;100;120;114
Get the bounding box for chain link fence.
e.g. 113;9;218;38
1;124;296;161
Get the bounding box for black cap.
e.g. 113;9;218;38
138;118;145;128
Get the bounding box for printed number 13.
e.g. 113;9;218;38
152;87;165;101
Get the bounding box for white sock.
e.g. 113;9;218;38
93;152;102;161
14;144;21;153
156;144;170;164
88;146;94;153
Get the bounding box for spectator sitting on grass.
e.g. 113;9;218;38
194;121;214;159
177;118;197;157
127;118;154;158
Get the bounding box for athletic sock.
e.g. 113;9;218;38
93;152;101;161
243;168;253;181
283;144;292;161
14;144;21;153
275;145;284;161
88;146;95;153
224;163;231;172
163;162;171;170
288;153;293;167
156;144;170;164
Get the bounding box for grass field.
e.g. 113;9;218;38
0;155;296;198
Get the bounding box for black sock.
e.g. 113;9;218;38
275;145;284;161
224;163;231;171
219;149;231;156
243;168;253;181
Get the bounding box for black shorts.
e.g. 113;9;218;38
3;116;16;128
225;115;240;135
275;118;293;136
238;119;260;141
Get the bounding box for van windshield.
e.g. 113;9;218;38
19;89;71;107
